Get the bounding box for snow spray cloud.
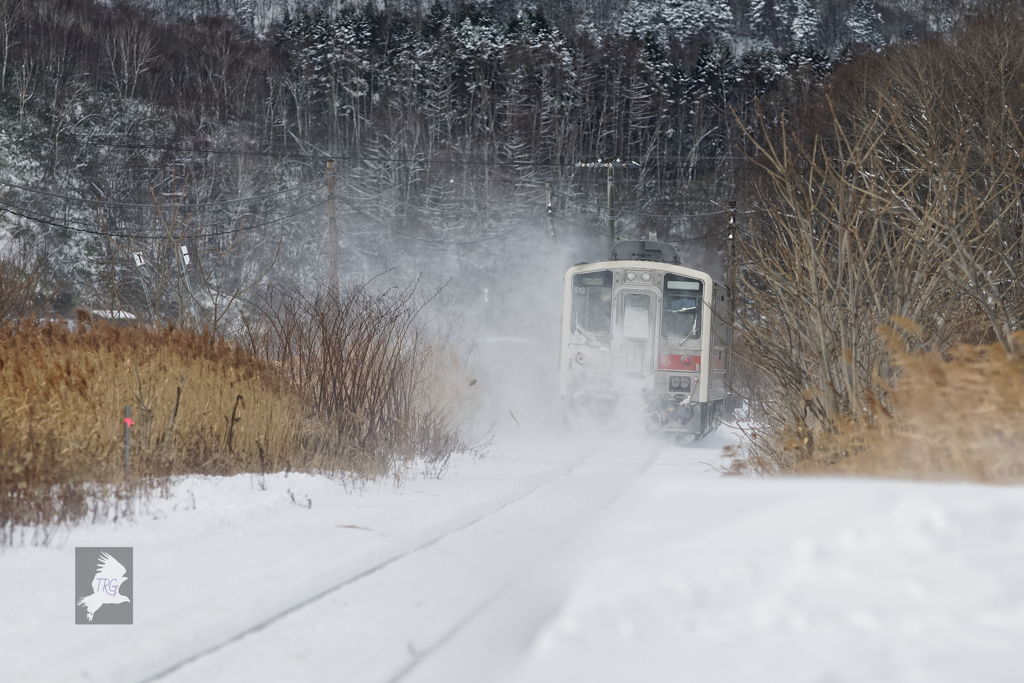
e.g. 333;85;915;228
293;183;727;445
405;217;597;441
315;197;606;440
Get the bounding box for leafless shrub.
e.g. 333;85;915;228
0;243;48;319
735;102;947;471
95;178;279;335
240;281;471;476
735;21;1024;473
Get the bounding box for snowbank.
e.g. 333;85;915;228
510;469;1024;683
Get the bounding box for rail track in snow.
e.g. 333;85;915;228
137;433;669;683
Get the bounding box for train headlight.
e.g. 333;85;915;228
641;272;651;282
575;352;586;365
668;376;692;392
625;271;636;281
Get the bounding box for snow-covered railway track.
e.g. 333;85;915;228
136;436;663;683
11;426;1024;683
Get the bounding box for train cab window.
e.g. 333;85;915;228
622;293;652;339
571;271;612;336
663;275;702;339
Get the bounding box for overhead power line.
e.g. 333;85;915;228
0;178;322;209
551;190;727;219
552;213;728;243
0;195;327;239
339;178;546;216
35;137;584;166
335;194;518;246
0;164;760;245
23;134;756;167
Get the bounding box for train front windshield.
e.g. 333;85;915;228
571;270;612;336
663;274;702;339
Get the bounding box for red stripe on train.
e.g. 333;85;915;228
658;353;700;371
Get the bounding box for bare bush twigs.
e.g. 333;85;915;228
735;14;1024;473
0;243;52;319
96;176;280;335
240;282;468;476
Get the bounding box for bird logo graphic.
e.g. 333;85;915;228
77;551;131;622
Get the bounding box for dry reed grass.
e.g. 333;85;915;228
740;324;1024;482
0;315;346;538
2;284;476;541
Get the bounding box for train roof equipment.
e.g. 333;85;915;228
609;240;680;265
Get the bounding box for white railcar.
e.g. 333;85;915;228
559;240;732;436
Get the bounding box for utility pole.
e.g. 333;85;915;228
576;159;639;254
725;200;737;420
545;182;555;237
606;164;615;252
177;244;201;325
726;201;736;295
326;158;340;297
132;251;155;319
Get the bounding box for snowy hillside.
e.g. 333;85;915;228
0;0;961;316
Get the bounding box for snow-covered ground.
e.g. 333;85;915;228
500;451;1024;683
3;423;1024;683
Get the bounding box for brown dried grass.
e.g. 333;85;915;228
779;327;1024;482
1;284;475;541
0;316;350;535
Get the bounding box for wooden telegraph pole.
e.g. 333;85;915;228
606;164;615;253
727;201;736;294
326;158;340;296
546;182;555;237
725;200;737;420
576;160;639;254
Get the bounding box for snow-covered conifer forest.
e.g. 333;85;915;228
0;0;942;319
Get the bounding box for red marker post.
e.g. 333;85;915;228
124;407;132;479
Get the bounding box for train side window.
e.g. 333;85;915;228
663;274;702;339
571;271;612;336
